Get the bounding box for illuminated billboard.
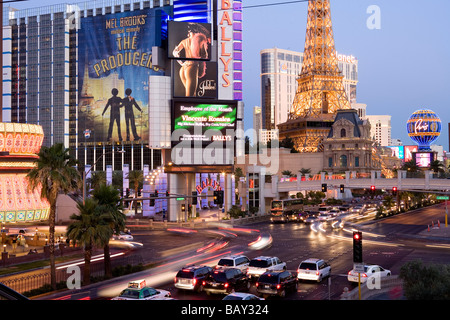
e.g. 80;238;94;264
171;100;237;146
404;145;418;162
168;21;211;61
387;146;404;159
414;152;434;168
78;8;167;143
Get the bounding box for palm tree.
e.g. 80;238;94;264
26;143;81;290
299;168;311;175
92;184;126;279
429;160;444;173
66;198;112;285
88;171;106;190
401;159;419;173
127;170;143;217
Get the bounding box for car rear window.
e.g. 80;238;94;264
218;259;234;266
176;270;194;278
211;272;228;282
249;260;270;268
258;274;279;284
119;289;140;299
299;262;317;270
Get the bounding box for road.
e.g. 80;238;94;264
36;202;450;300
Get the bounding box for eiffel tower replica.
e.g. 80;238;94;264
278;0;350;152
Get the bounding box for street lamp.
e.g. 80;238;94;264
83;147;125;204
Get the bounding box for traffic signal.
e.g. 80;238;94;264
370;185;375;193
340;184;345;193
213;190;219;204
353;231;363;263
154;190;158;197
322;183;327;192
150;193;155;206
192;191;198;205
217;190;224;204
181;204;186;212
392;187;398;196
166;190;170;197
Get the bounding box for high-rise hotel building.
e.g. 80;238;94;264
260;47;358;137
2;0;244;173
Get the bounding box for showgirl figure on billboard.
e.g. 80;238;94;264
172;23;211;96
102;88;123;141
122;88;142;141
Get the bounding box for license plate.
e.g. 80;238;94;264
264;285;270;289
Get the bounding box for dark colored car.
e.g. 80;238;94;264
174;265;213;292
202;268;250;295
256;270;298;298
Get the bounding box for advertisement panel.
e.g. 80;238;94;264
171;99;237;146
414;152;434;168
387;146;404;159
78;8;166;143
173;61;218;98
404;145;418;162
168;21;211;60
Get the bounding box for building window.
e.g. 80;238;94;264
340;128;346;137
339;155;347;167
328;157;333;168
355;156;360;167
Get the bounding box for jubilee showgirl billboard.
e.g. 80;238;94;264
78;9;167;143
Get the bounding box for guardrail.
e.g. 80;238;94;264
340;275;404;300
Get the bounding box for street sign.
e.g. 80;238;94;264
437;196;449;200
354;263;365;273
176;197;185;201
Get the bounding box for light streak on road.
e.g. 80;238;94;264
55;252;126;270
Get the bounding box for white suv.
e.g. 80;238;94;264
216;255;250;272
297;258;331;283
246;256;286;280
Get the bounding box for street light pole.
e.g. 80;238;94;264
83;147;125;204
168;162;189;222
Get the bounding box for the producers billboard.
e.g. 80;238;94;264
171;100;237;146
78;8;166;143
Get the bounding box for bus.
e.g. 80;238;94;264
270;199;304;223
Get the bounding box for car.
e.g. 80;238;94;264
223;292;264;300
347;264;391;283
111;280;171;300
297;258;331;283
350;205;365;214
174;265;213;292
318;213;332;221
202;268;250;295
216;255;250;272
318;206;331;214
247;256;286;281
304;216;318;224
113;231;133;241
328;208;340;217
256;270;298;298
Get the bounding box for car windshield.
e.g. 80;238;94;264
119;289;141;299
258;274;279;284
249;260;270;268
176;270;194;278
271;201;282;209
218;259;234;266
299;262;317;270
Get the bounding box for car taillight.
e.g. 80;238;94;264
224;283;229;288
276;284;281;290
316;271;320;276
202;281;206;286
348;271;352;275
193;278;197;285
362;273;367;278
174;277;177;283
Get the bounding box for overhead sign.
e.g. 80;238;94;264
437;196;449;200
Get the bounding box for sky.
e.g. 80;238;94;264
7;0;450;150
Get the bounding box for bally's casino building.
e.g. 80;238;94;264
2;0;244;174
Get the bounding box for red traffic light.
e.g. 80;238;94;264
392;187;397;192
353;232;361;240
370;186;375;191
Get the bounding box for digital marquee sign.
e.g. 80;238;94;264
171;100;237;146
